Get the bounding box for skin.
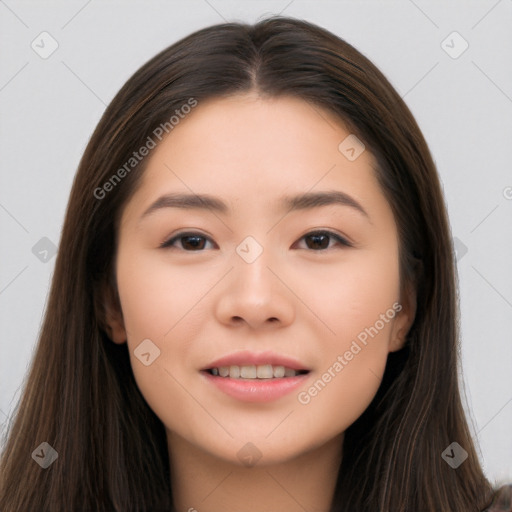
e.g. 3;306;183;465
105;92;416;512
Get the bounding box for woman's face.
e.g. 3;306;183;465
106;93;414;466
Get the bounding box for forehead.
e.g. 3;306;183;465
120;93;389;225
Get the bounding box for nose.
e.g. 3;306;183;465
214;247;295;330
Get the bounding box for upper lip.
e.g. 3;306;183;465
202;350;311;371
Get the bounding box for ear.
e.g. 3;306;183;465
388;282;417;353
97;278;127;345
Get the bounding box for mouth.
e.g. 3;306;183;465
204;364;310;379
200;353;312;402
200;351;312;402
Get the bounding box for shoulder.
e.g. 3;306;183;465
483;484;512;512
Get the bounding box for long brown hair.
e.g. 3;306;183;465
0;16;500;511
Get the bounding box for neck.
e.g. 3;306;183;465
167;431;343;512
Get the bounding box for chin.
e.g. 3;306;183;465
204;429;323;468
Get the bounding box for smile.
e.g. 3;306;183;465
207;364;309;379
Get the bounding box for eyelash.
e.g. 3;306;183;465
159;230;352;252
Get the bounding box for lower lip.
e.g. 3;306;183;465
201;371;310;402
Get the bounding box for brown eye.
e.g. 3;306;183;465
179;235;207;250
160;232;214;251
298;231;352;251
305;233;330;250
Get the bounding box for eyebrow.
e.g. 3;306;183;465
138;190;370;223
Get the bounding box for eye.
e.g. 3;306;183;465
160;230;351;252
159;232;215;251
295;230;352;251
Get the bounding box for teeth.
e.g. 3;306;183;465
284;367;296;377
257;364;273;379
210;364;303;379
273;365;285;378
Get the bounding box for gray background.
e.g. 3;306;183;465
1;0;511;485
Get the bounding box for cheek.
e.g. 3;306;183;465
296;245;401;344
114;251;218;438
293;248;400;419
116;248;214;340
297;351;387;443
114;249;207;384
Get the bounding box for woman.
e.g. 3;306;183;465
0;16;510;512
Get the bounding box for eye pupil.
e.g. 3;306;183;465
306;234;330;250
182;235;205;250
